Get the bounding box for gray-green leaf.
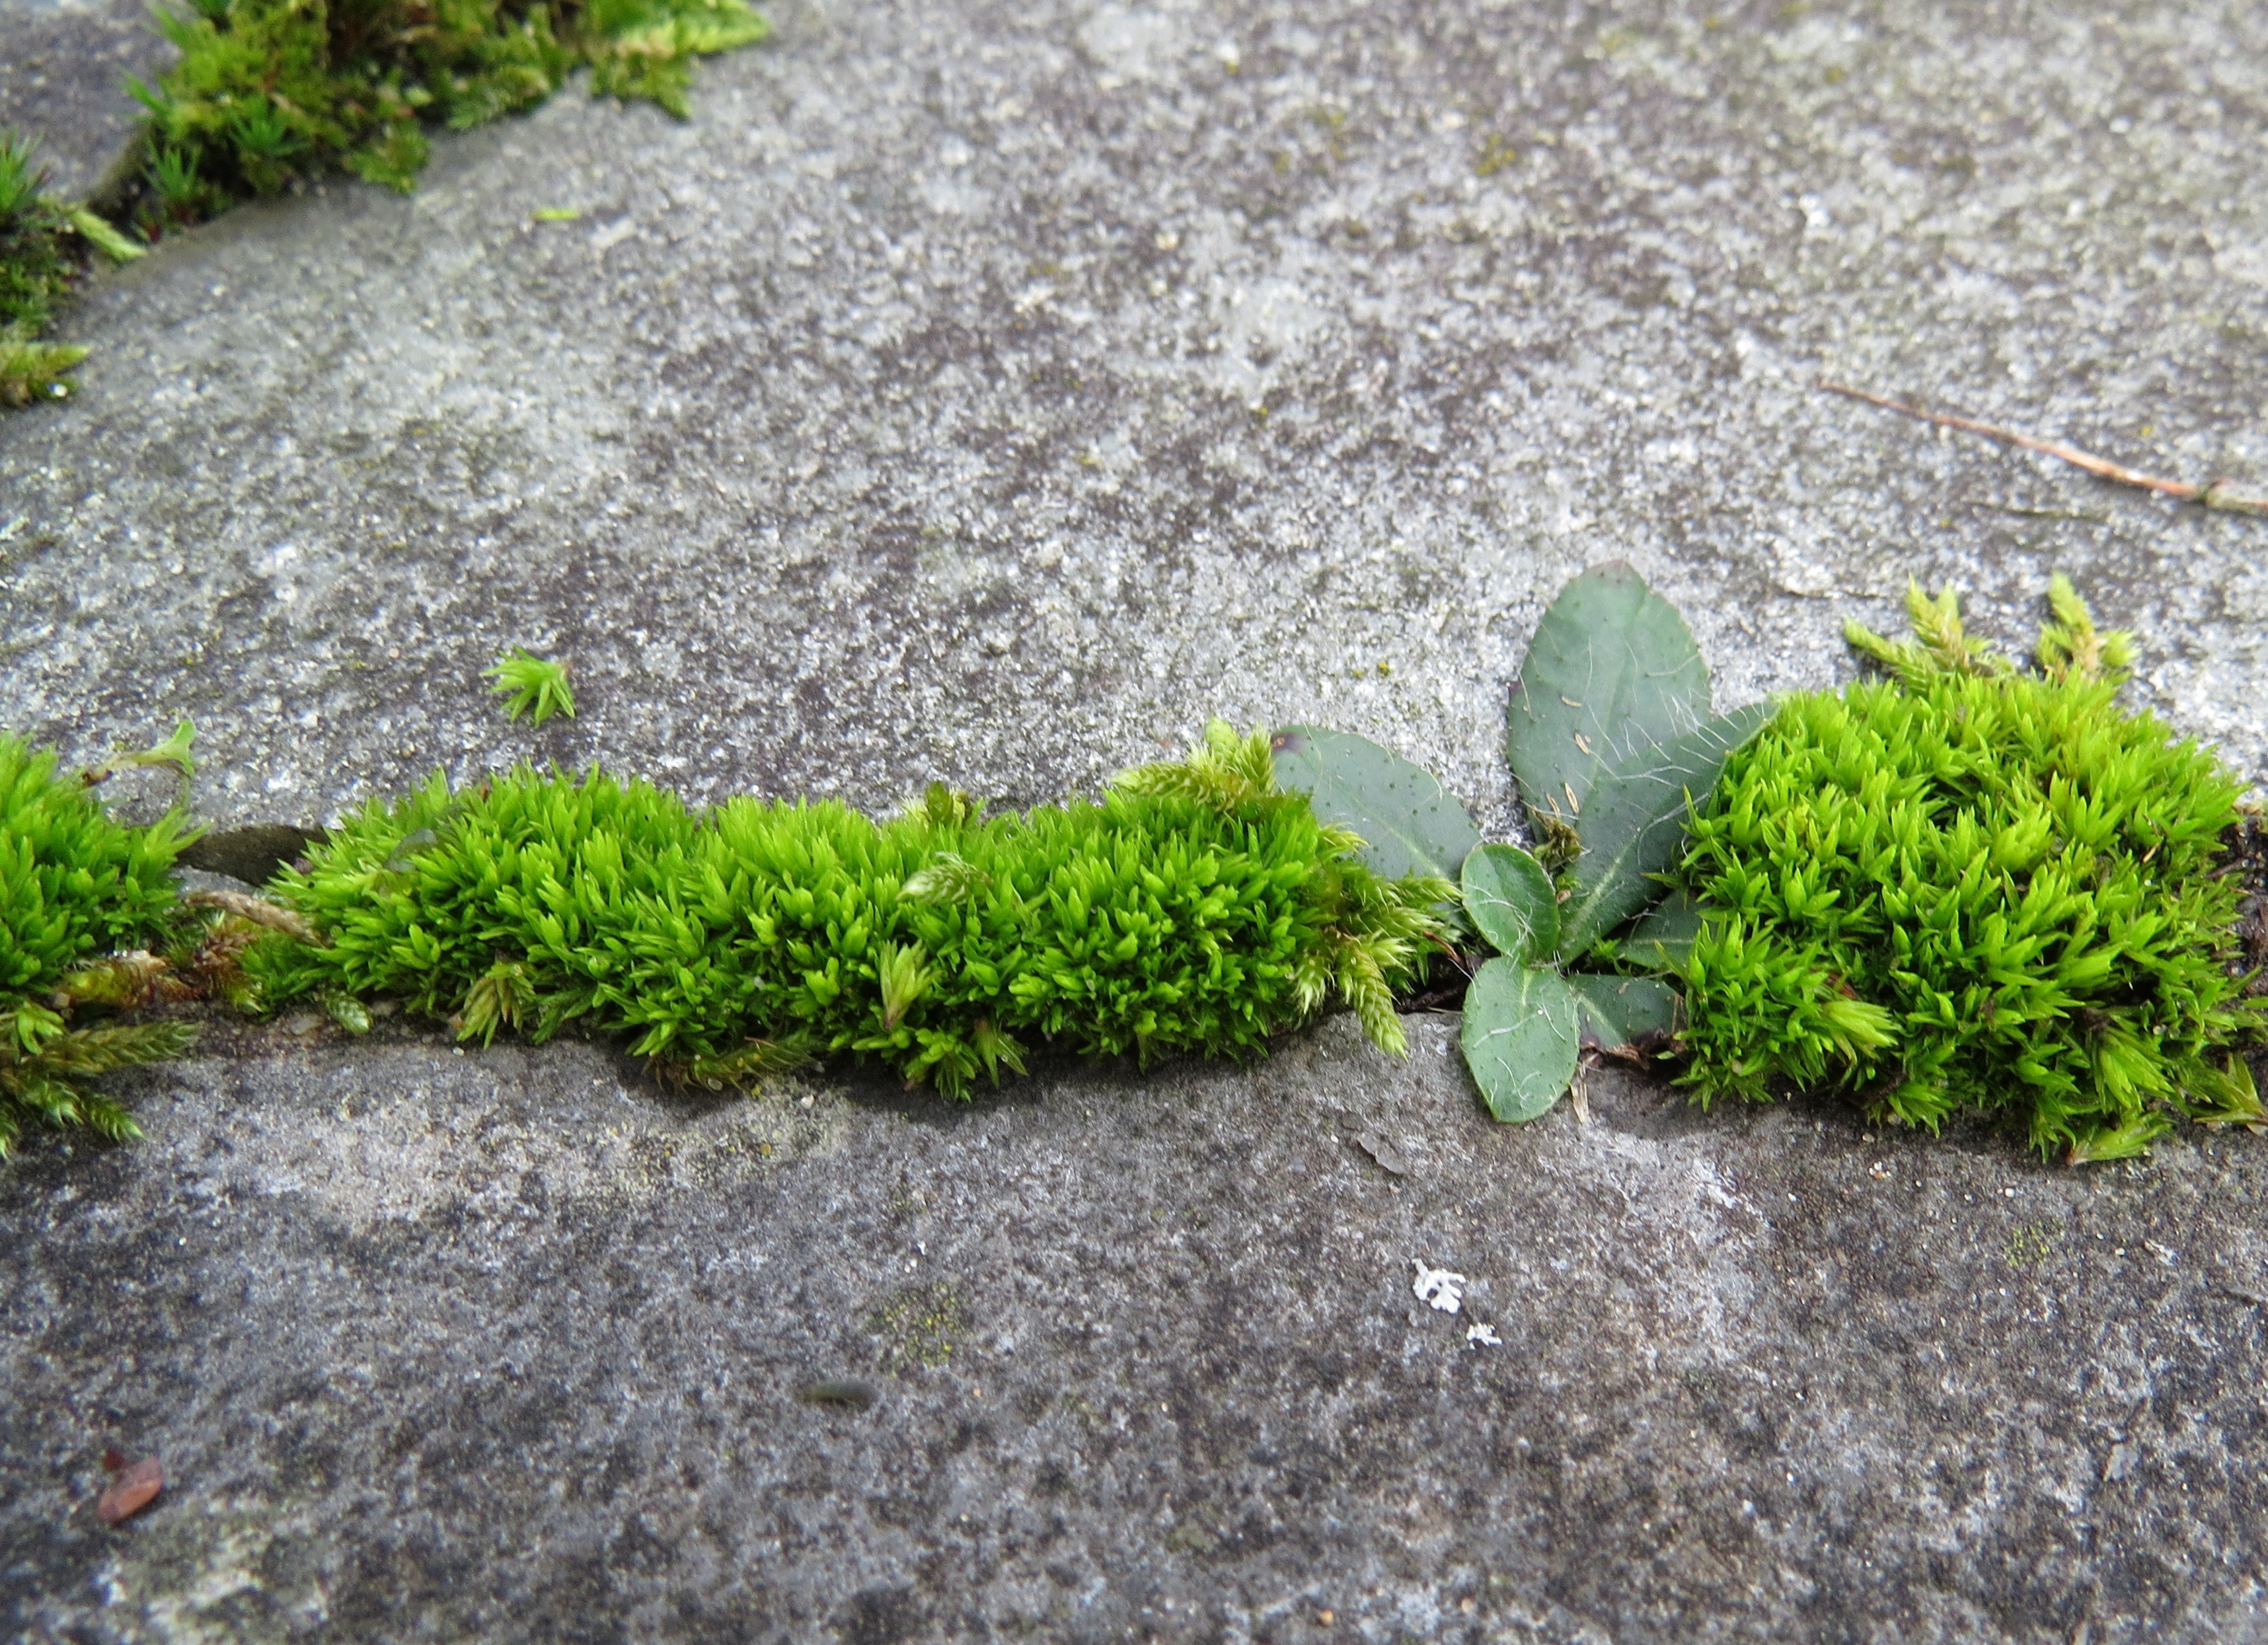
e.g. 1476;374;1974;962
1461;843;1558;963
1556;702;1772;956
1507;562;1712;825
1271;726;1480;882
1567;972;1678;1058
1460;958;1579;1123
1619;889;1707;972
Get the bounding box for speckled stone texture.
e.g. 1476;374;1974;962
0;0;171;204
4;0;2268;1638
9;1019;2268;1644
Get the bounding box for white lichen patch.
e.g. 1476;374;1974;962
1412;1261;1466;1313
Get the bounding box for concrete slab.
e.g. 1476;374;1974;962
9;1017;2268;1642
5;0;2268;1638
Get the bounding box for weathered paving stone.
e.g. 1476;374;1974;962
3;0;2268;1638
9;1019;2268;1643
0;0;174;204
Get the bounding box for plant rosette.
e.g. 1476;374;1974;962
1270;564;1766;1122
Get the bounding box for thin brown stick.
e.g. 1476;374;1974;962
183;888;321;943
1819;380;2268;520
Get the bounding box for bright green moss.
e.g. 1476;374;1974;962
485;649;576;726
1675;579;2263;1161
247;723;1451;1096
0;737;198;1153
0;737;188;998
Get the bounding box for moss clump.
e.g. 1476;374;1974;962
245;723;1451;1096
0;133;93;406
0;738;188;1002
134;0;768;202
1676;577;2263;1161
0;736;198;1153
0;138;74;329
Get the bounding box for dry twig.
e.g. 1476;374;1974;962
1820;381;2268;520
182;888;320;943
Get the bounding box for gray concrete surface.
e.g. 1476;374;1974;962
0;0;170;204
5;0;2268;1638
10;1017;2268;1644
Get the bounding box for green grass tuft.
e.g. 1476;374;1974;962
1675;577;2263;1161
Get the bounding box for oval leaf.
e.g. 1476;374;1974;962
1270;727;1480;882
1567;972;1679;1060
1461;843;1558;962
1558;702;1772;957
1507;562;1712;825
1459;958;1579;1123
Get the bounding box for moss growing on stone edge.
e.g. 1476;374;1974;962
0;132;137;405
241;723;1452;1097
0;737;198;1153
132;0;769;204
1675;577;2265;1163
0;0;768;409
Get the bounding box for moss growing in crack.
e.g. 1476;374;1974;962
1675;577;2265;1161
242;722;1451;1097
0;132;144;406
131;0;769;205
1;0;767;410
0;736;198;1153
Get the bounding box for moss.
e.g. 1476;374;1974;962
5;721;1445;1152
241;723;1450;1097
484;649;576;726
0;330;91;408
0;735;199;1153
1675;578;2265;1161
0;131;112;405
132;0;768;207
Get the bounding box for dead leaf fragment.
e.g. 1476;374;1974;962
96;1456;163;1524
1351;1129;1410;1176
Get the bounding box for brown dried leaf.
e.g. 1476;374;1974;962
1351;1129;1411;1177
96;1456;163;1524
